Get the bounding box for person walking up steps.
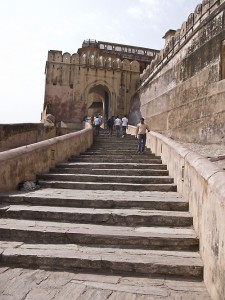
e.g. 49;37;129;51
94;115;101;135
114;116;122;137
107;116;115;135
135;117;150;154
121;115;128;138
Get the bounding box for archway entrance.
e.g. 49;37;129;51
87;84;110;128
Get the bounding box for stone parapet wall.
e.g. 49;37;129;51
127;125;225;300
140;0;224;85
135;0;225;143
0;123;93;192
0;124;56;152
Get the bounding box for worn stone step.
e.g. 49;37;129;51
50;168;169;176
0;242;204;279
0;206;192;227
86;149;152;154
82;152;158;158
92;141;138;145
38;180;177;192
0;189;188;211
94;135;135;138
90;146;142;151
0;219;198;251
90;146;141;151
68;157;162;163
57;162;168;170
37;173;174;184
93;136;139;143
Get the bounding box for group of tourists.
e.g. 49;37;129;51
92;113;150;154
106;115;128;137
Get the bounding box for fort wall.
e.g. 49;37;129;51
132;0;225;143
44;49;140;125
0;124;56;152
127;125;225;300
0;123;93;192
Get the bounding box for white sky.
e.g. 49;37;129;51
0;0;200;124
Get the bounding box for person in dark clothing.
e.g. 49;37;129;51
107;116;115;135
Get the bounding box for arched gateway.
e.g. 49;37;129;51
43;39;158;128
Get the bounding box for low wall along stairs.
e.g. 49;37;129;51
0;131;210;299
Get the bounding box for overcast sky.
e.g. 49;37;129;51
0;0;200;124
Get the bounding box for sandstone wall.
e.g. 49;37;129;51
0;123;93;192
0;124;56;152
44;51;140;124
127;125;225;300
137;0;225;143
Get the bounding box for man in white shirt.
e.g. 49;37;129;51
121;115;128;138
94;115;101;135
135;117;150;154
114;116;122;137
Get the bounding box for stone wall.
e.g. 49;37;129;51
0;123;93;192
127;125;225;300
44;50;140;125
135;0;225;143
0;124;56;152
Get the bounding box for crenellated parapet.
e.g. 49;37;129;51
140;0;224;86
46;51;140;72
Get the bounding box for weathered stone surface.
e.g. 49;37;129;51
0;133;210;298
0;189;188;212
0;267;211;299
38;173;173;184
1;243;203;279
136;4;225;143
39;180;177;192
1;205;192;227
0;218;198;250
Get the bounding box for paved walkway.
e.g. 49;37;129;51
0;266;210;300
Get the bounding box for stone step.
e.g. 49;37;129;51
37;173;174;184
82;152;158;158
50;167;169;176
57;162;168;170
38;180;177;192
0;242;203;279
86;149;152;154
68;157;162;163
90;146;141;150
92;140;139;145
90;146;141;151
92;140;138;144
94;135;137;143
0;206;192;227
0;219;198;251
94;135;137;141
0;189;188;211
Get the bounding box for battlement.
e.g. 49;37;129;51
46;51;140;72
140;0;224;86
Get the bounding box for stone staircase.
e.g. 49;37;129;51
0;133;204;282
